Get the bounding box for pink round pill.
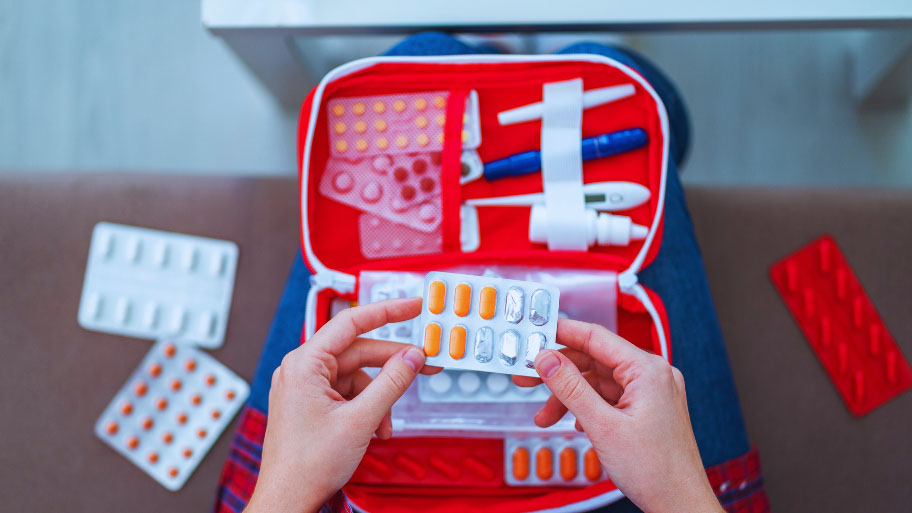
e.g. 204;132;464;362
393;167;408;183
419;177;435;193
368;217;380;228
390;198;407;212
371;155;392;173
332;172;354;193
418;204;437;222
360;182;382;203
392;239;404;250
400;185;416;200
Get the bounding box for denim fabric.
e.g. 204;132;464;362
245;31;750;512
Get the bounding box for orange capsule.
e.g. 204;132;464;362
423;323;441;357
163;343;176;358
147;452;159;464
176;412;187;425
170;378;182;391
162;432;174;444
584;449;601;481
211;409;222;420
479;286;497;320
148;363;162;377
191;394;202;406
448;325;467;359
560;448;578;481
168;467;179;478
126;436;139;450
182;448;193;459
225;390;236;401
427;280;446;314
205;374;217;386
453;283;471;317
120;402;133;416
105;421;119;435
134;382;148;397
156;398;168;411
536;448;553;480
197;429;207;439
512;447;530;480
141;417;154;431
185;359;196;372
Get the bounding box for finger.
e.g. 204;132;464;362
421;365;444;375
512;347;597;388
336;338;415;375
347;346;424;428
555;318;653;375
308;298;422;356
376;410;393;440
337;368;373;399
534;371;607;427
534;350;617;427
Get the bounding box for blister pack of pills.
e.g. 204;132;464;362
358;214;442;259
366;280;419;344
326;90;480;157
504;436;604;487
418;370;550;403
419;271;560;378
94;340;249;490
78;223;238;348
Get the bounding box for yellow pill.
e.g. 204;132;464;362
354;120;367;133
415;116;428;129
536;448;554;480
427;280;446;314
335;140;348;153
479;286;497;320
416;133;429;146
437;132;445;143
395;135;408;148
435;114;446;127
393;99;406;112
513;448;530;480
584;449;601;481
332;104;345;116
374;119;387;132
333;122;346;134
414;98;428;111
355;139;368;152
424;323;441;356
373;101;386;113
462;130;469;143
449;325;467;359
454;283;471;317
376;137;389;150
433;95;446;109
353;102;366;115
560;448;578;481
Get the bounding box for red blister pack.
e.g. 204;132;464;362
770;235;912;416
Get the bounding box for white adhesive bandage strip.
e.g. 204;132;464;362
541;79;587;251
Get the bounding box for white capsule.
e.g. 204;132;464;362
85;292;102;320
474;326;494;363
142;302;159;328
530;289;551;326
500;330;520;366
199;311;216;337
114;297;131;325
504;287;524;324
525;332;547;368
125;237;141;263
485;372;509;394
457;371;481;393
152;242;168;268
181;247;197;271
210;251;227;276
428;371;453;394
96;232;114;259
170;307;186;333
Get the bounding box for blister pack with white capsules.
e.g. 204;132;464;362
418;271;560;377
94;340;249;490
78;222;238;348
417;369;550;403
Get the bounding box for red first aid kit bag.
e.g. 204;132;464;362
297;54;672;512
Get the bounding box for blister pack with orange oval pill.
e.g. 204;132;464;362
94;340;249;491
504;436;605;487
419;271;560;377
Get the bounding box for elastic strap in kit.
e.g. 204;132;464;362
541;79;588;251
442;89;469;253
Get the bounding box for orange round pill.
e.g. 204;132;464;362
205;374;216;386
176;413;187;425
584;449;601;481
211;409;221;420
433;95;446;109
479;286;497;320
105;421;119;435
162;432;174;444
414;98;428;111
141;417;154;431
120;402;133;416
149;363;162;377
226;390;236;401
134;382;148;397
352;102;365;115
197;429;207;439
147;452;159;464
435;114;446;127
185;359;196;372
191;394;202;406
536;448;554;480
373;101;385;114
168;467;178;478
163;343;176;358
427;280;446;314
182;448;193;459
170;378;182;391
126;436;139;450
512;447;530;480
423;323;441;357
560;447;578;481
453;283;472;317
156;398;168;411
448;325;467;359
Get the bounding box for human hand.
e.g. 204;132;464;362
246;297;437;513
514;319;722;513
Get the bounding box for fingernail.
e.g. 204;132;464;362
401;347;424;373
536;351;561;379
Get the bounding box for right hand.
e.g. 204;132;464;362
514;319;723;513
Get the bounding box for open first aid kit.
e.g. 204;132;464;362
297;55;671;512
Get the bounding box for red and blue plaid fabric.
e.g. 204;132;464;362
212;405;768;513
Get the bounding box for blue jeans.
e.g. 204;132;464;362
247;32;749;512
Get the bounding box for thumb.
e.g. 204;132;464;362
348;346;424;428
535;350;616;427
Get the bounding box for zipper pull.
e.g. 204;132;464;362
311;271;356;294
618;270;638;293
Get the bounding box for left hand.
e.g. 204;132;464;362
246;297;437;513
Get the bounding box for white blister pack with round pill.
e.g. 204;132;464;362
504;436;605;487
94;340;249;491
418;271;560;378
417;369;551;403
78;222;238;348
